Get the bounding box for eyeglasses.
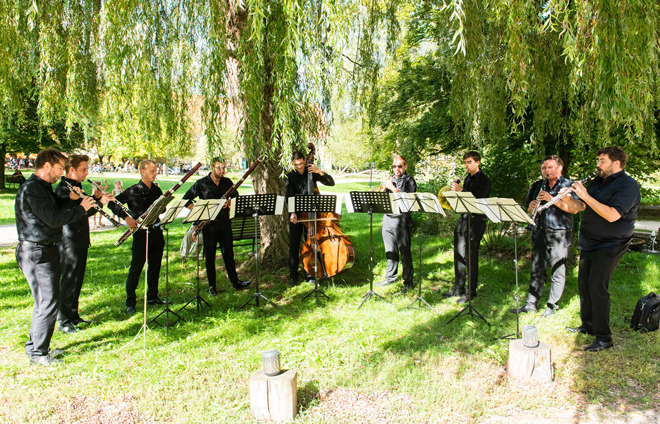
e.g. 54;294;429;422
392;165;404;169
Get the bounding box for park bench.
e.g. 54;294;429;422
4;174;24;189
231;215;261;253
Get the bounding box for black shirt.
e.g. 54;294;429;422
285;169;335;198
109;180;163;223
525;176;576;231
579;170;640;251
461;170;491;220
385;173;417;217
15;174;87;245
182;174;237;222
54;176;101;245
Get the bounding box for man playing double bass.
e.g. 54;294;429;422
182;158;251;295
285;150;335;287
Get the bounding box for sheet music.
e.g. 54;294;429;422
494;198;535;225
442;191;484;215
160;199;188;225
474;198;502;223
183;199;227;223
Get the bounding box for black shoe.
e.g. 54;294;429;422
401;284;414;294
540;307;556;318
456;293;477;304
126;306;136;315
443;288;462;298
25;348;64;358
288;278;299;287
72;316;91;325
58;324;78;334
232;280;252;291
209;286;217;296
509;304;537;314
376;280;395;287
584;340;613;352
147;297;168;305
566;326;594;335
30;355;62;366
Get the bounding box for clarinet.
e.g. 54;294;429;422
115;162;202;246
530;177;548;221
535;170;598;214
87;179;133;217
190;159;262;237
63;181;121;227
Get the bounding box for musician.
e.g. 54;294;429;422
376;155;417;293
182;158;251;295
109;160;167;314
54;155;109;333
563;146;640;352
511;155;579;317
15;148;95;365
445;151;491;304
286;150;335;286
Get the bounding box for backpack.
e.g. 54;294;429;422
630;292;660;333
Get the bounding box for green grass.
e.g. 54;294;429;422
1;194;659;423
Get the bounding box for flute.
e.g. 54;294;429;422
535;170;598;214
64;181;121;227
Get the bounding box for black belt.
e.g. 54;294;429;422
20;240;57;247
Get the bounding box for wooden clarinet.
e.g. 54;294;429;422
63;181;121;227
115;162;202;246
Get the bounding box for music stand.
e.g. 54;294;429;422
179;199;226;314
289;194;340;306
488;198;535;339
134;195;174;344
391;192;446;312
443;192;499;326
148;199;188;333
234;194;285;310
345;191;393;308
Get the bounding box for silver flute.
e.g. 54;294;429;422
64;181;121;227
535;170;598;214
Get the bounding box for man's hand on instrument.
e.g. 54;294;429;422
69;187;81;201
384;179;396;192
450;181;463;192
80;196;94;211
571;181;587;199
125;216;138;229
537;190;553;202
99;194;115;206
290;212;298;224
307;164;322;175
528;199;539;213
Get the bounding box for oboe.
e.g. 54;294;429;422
535;170;598;214
64;181;121;227
530;177;548;221
87;179;133;218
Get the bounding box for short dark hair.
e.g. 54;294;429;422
542;155;564;167
35;148;66;170
463;151;481;162
65;154;90;171
292;151;305;161
597;146;628;168
393;154;407;165
211;157;225;166
139;159;157;170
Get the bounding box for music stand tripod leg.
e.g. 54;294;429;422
147;226;185;331
238;211;278;310
404;227;436;313
178;241;211;314
358;207;390;309
499;223;521;339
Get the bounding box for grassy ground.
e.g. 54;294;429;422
0;181;659;423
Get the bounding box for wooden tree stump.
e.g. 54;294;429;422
507;339;553;383
250;369;298;422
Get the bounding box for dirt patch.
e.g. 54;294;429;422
52;395;154;424
304;387;415;423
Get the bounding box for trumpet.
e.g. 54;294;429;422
438;173;467;210
534;170;598;215
374;178;391;192
530;177;548;220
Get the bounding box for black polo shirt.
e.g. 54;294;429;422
15;174;87;245
525;176;576;231
54;176;99;245
578;170;640;251
461;170;491;220
110;180;163;222
182;174;237;222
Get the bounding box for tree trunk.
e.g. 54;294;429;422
0;143;6;190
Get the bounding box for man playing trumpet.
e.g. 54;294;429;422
511;155;579;317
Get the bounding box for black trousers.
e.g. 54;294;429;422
289;221;306;280
16;243;61;358
381;213;414;286
577;244;628;342
125;227;164;307
58;242;89;326
203;222;238;287
453;216;486;295
527;228;572;309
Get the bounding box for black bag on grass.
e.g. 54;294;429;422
630;292;660;333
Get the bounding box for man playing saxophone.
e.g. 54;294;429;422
511;155;579;317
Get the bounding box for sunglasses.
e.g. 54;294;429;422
392;165;404;169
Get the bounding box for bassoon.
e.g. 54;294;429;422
115;162;202;246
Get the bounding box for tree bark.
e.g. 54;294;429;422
0;143;6;190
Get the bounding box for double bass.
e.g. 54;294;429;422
300;143;355;278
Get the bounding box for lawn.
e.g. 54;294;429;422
0;181;658;423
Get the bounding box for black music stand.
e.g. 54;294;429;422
235;194;284;310
443;192;498;326
135;195;173;342
148;199;188;333
179;199;225;314
489;198;535;339
391;192;446;313
290;194;338;306
346;191;393;308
